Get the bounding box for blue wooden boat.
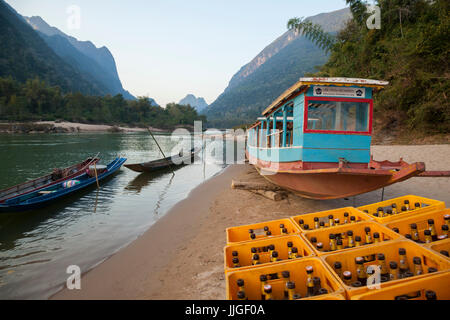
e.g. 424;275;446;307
0;157;127;213
246;78;426;200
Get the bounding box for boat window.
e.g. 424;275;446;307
306;99;370;133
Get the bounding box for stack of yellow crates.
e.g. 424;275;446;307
224;195;450;300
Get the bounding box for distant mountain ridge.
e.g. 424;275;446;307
205;8;351;128
24;16;135;100
179;94;208;112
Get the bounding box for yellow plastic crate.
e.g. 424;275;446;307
386;209;450;244
351;272;450;300
225;257;344;300
226;218;301;244
356;195;445;224
322;240;450;299
290;207;373;232
426;238;450;261
301;221;400;256
224;235;315;273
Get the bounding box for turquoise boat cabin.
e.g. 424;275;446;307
246;78;389;168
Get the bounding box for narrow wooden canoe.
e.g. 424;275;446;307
0;157;127;213
0;157;100;203
124;147;201;173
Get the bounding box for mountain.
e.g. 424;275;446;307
179;94;208;112
24;16;135;100
205;8;351;128
0;0;106;95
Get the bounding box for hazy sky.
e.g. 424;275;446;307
6;0;347;107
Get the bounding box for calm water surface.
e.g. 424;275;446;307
0;132;229;299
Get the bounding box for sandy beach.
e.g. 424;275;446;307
51;144;450;300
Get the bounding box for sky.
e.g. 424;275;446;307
6;0;348;107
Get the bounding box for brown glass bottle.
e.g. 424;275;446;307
410;223;420;242
333;261;343;279
305;266;315;297
377;253;389;279
428;219;438;241
260;274;268;300
282;270;290;299
398;248;410;276
355;256;367;285
413;257;424;276
389;261;400;281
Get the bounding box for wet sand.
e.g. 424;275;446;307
52;144;450;300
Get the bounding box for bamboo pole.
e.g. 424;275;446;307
94;162;100;189
148;128;175;175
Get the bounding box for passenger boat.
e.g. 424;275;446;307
124;147;201;173
0;157;127;212
246;78;426;200
0;157;100;203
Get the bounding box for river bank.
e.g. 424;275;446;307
51;144;450;300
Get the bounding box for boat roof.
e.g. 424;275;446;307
262;77;389;116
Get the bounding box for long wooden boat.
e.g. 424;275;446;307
0;157;100;203
124;147;201;173
246;77;427;200
0;157;127;213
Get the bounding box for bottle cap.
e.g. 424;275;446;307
318;288;328;295
410;223;417;229
306;266;314;274
251;247;257;253
237;279;244;287
404;200;410;204
319;221;325;226
399;248;406;255
237;291;246;299
365;227;371;233
303;224;309;230
428;267;438;273
264;226;269;231
310;237;317;243
425;290;436;300
263;285;272;294
440;250;449;257
282;270;290;279
248;229;254;234
393;227;400;233
260;274;268;282
343;271;352;279
232;257;239;263
253;253;260;260
401;206;407;211
299;219;304;224
444;214;450;221
336;239;343;245
355;236;361;242
271;251;279;258
286;281;295;289
329;233;336;239
413;257;422;265
232;251;238;257
266;231;272;236
391;203;397;208
291;247;298;253
287;241;293;247
268;244;275;250
351;281;362;288
377;207;384;212
355;257;364;264
316;242;323;248
414;202;420;208
282;228;288;233
334;261;342;269
424;229;431;235
386;209;392;214
328;215;333;219
334;218;340;223
405;234;412;239
314;217;319;222
279;223;285;228
350;216;356;221
347;230;353;236
250;233;256;239
377;253;385;260
428;219;435;225
344;212;349;217
373;232;380;238
442;225;449;231
389;261;398;269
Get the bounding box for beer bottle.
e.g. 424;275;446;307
312;277;322;296
287;241;293;257
232;257;241;268
298;219;305;229
398;248;410;276
386;209;393;216
389;261;400;281
232;251;239;258
441;224;449;238
428;219;438;241
365;227;373;244
391;203;398;214
350;216;356;223
316;242;324;252
319;221;325;229
263;284;273;300
373;232;381;243
329;233;337;252
336;238;343;250
440;250;449;257
303;224;310;231
445;214;450;228
282;227;288;235
355;257;367;285
260;274;268;300
401;206;407;212
291;247;300;259
333;261;343;279
286;281;296;300
425;290;437;300
266;230;272;236
279;223;285;234
250;233;256;240
282;271;290;299
347;230;355;248
393;227;400;233
237;279;246;297
314;217;320;229
305;266;315;297
271;251;279;263
414;202;421;210
424;230;433;244
252;253;261;265
343;212;349;224
237;290;248;300
249;229;254;238
268;244;275;256
377;253;390;279
428;267;438;273
410;223;420;242
310;236;318;246
264;226;269;233
328;215;334;227
335;218;340;226
404;200;410;211
377;207;384;217
355;236;362;247
251;247;257;254
413;257;424;276
343;271;352;286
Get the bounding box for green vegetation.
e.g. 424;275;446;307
0;77;206;129
289;0;449;135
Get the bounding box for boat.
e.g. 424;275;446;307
245;77;427;200
0;157;127;213
0;157;100;203
124;147;201;173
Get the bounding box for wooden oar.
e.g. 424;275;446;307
147;128;175;175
